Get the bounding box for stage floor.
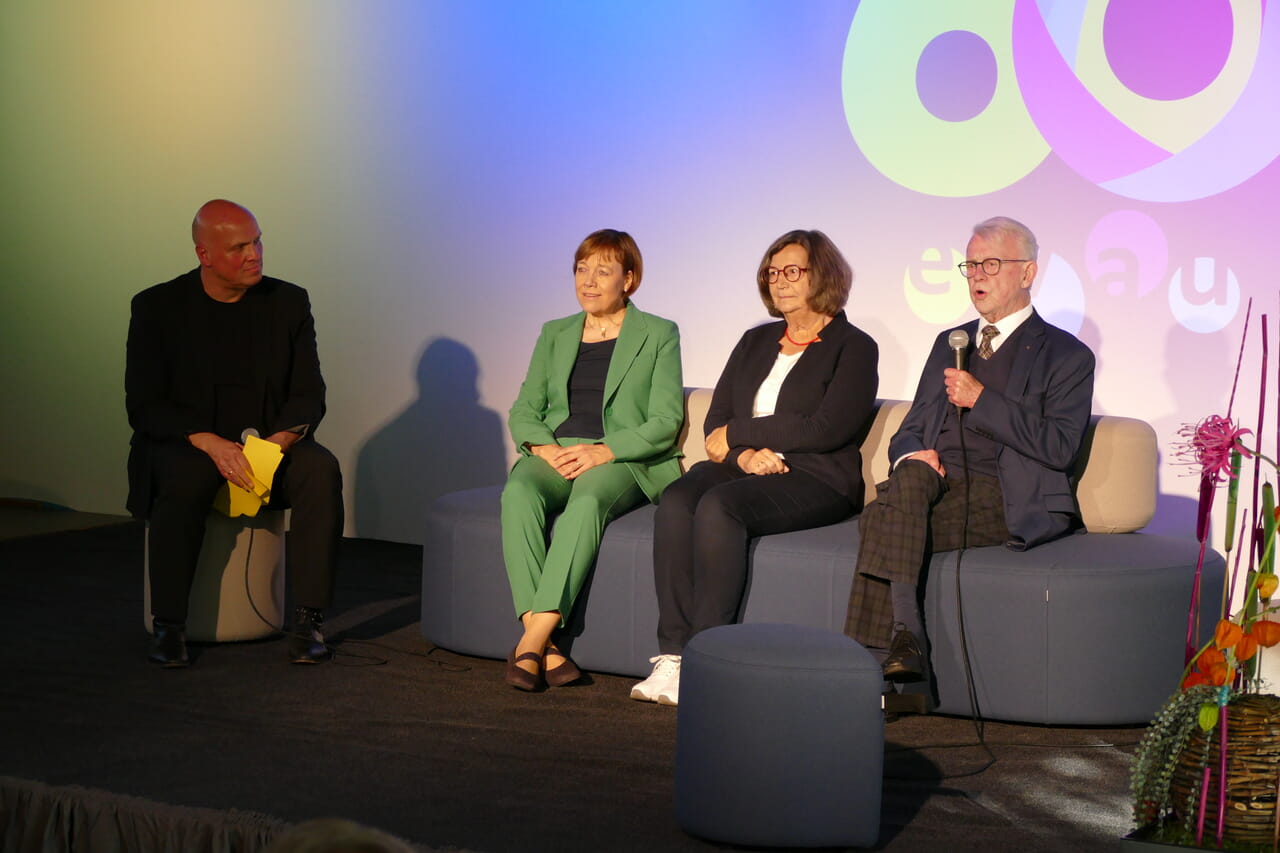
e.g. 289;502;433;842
0;516;1140;852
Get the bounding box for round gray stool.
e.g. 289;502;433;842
674;623;883;848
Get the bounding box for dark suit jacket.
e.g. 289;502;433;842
507;302;684;503
888;309;1095;550
124;268;326;517
707;311;880;506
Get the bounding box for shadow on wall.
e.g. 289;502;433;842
353;337;507;544
1147;322;1231;538
1072;312;1196;537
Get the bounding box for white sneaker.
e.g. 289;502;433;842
630;654;680;702
656;666;680;706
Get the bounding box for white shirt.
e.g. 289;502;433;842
752;351;803;417
979;302;1034;356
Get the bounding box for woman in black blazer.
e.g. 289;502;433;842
631;230;879;705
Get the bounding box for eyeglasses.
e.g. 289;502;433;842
957;258;1030;278
766;265;809;283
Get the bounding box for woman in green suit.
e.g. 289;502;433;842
501;229;683;690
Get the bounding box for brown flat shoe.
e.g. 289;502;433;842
544;643;582;687
505;647;543;691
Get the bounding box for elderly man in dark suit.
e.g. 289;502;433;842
126;200;343;667
845;216;1095;692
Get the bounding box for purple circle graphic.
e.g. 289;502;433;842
1103;0;1233;101
916;30;997;122
1085;210;1168;298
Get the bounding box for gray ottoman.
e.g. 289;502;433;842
674;623;883;848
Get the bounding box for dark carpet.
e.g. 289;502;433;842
0;520;1140;852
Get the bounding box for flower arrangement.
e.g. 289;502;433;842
1130;302;1280;850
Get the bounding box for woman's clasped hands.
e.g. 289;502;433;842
530;442;615;480
738;447;789;476
704;425;788;476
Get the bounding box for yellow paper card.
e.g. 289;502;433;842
213;481;263;518
243;435;284;497
212;435;285;518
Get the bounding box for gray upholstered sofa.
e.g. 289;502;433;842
421;390;1223;724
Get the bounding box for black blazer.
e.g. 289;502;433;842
706;311;879;506
124;268;326;517
888;309;1095;549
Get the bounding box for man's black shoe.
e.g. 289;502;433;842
882;628;925;682
148;619;190;668
289;606;333;664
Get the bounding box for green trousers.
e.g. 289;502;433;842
500;441;645;623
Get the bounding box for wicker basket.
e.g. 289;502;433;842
1170;693;1280;845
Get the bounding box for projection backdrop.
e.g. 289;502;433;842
2;0;1277;546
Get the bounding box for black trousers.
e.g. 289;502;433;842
653;460;854;654
146;440;344;622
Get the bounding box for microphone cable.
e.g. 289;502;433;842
946;329;994;762
239;522;389;666
239;521;468;669
201;428;445;667
241;525;283;633
952;407;990;751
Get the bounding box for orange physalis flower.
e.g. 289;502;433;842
1237;633;1259;661
1208;663;1233;686
1253;620;1280;647
1197;646;1226;670
1215;619;1244;649
1182;670;1211;690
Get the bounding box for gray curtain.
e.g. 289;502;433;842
0;776;284;853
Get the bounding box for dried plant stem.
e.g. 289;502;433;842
1227;298;1252;420
1218;701;1229;846
1273;769;1279;852
1252;315;1268;545
1225;517;1248;621
1198;758;1208;840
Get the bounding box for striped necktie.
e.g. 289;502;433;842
978;324;1000;360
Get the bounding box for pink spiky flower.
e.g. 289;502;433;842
1176;415;1252;483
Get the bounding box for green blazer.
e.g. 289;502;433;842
508;302;684;502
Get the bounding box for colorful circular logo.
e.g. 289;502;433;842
902;247;970;324
1168;259;1242;333
842;2;1049;197
843;0;1280;201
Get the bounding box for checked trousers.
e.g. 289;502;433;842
843;459;1009;648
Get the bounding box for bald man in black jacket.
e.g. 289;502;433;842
126;200;343;667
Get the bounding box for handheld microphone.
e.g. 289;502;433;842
948;328;970;371
948;329;970;415
241;428;260;443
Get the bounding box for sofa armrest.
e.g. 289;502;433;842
678;388;715;471
1075;415;1157;533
